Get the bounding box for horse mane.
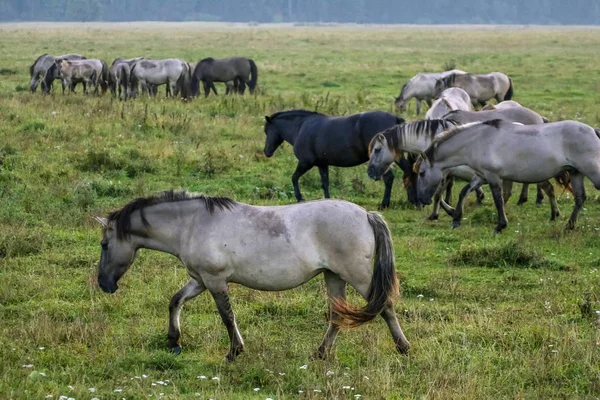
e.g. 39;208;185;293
111;58;124;67
200;57;215;64
30;53;48;77
267;109;325;121
398;82;408;98
107;190;236;240
415;119;502;169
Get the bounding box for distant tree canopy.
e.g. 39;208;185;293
1;0;599;24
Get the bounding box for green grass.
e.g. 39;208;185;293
1;22;600;399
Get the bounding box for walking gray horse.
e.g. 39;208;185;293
129;59;191;99
94;191;410;361
108;59;131;100
415;120;598;232
434;72;513;107
29;53;86;93
394;69;466;115
191;57;258;97
425;87;472;120
442;101;569;207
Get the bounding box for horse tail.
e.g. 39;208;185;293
331;212;399;327
554;171;573;195
100;61;109;94
248;58;258;93
190;63;200;97
177;62;190;100
504;77;514;100
121;64;129;99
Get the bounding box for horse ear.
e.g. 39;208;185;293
94;216;108;228
264;116;272;124
419;152;430;165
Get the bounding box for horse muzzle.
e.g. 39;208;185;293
263;148;274;158
367;165;383;181
98;274;118;294
418;194;433;205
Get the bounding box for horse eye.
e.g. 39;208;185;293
419;171;425;177
374;148;381;154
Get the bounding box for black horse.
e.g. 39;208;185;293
263;109;405;208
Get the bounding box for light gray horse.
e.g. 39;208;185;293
425;87;472;120
130;59;191;99
394;69;466;115
434;72;513;108
29;53;86;93
416;120;600;232
108;60;131;100
94;191;410;361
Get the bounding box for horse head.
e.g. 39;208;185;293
367;132;396;181
415;152;442;206
263;116;284;157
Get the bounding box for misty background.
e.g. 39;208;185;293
1;0;600;25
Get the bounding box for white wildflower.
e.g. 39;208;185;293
299;364;308;369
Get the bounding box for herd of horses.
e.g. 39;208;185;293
59;56;597;360
29;53;258;99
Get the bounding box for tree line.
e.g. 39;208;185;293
1;0;599;25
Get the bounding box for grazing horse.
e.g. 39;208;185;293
394;69;466;115
415;120;597;232
263;109;405;209
95;191;410;361
434;72;513;108
191;57;258;97
30;53;86;93
130;59;191;99
50;59;108;95
425;87;473;120
108;60;131;100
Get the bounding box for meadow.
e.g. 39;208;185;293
0;22;600;399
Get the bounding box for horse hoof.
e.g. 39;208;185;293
516;200;526;206
427;214;438;221
396;344;410;355
170;346;182;356
451;221;461;229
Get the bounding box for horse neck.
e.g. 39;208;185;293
273;117;303;145
396;122;440;153
127;202;199;258
432;129;480;169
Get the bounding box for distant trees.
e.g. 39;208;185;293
1;0;599;25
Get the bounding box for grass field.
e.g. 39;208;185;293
1;22;600;399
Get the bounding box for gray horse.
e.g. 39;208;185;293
94;191;410;361
29;53;86;93
129;58;191;99
416;120;598;232
191;57;258;97
108;59;131;100
425;87;472;120
394;69;466;115
434;72;513;107
49;59;109;95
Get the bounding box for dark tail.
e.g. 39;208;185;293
504;78;514;100
120;65;129;99
248;59;258;94
190;63;200;97
554;171;573;195
176;62;191;100
100;61;109;94
331;212;399;327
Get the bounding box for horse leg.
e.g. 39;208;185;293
202;81;211;97
238;78;246;95
566;173;586;230
444;176;454;205
489;182;508;233
380;169;394;209
316;271;346;359
427;190;442;220
318;165;330;198
516;183;528;205
416;100;422;115
209;286;244;362
292;163;311;202
538;180;560;220
475;187;485;205
502;180;513;205
168;279;206;355
344;273;410;354
478;100;487;108
30;74;39;93
211;82;218;96
451;177;484;229
536;184;545;204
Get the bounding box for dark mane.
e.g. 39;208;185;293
107;190;236;240
397;83;408;99
267;109;325;121
30;53;49;77
111;58;124;67
43;63;58;88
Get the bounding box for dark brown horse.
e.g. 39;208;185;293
191;57;257;97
